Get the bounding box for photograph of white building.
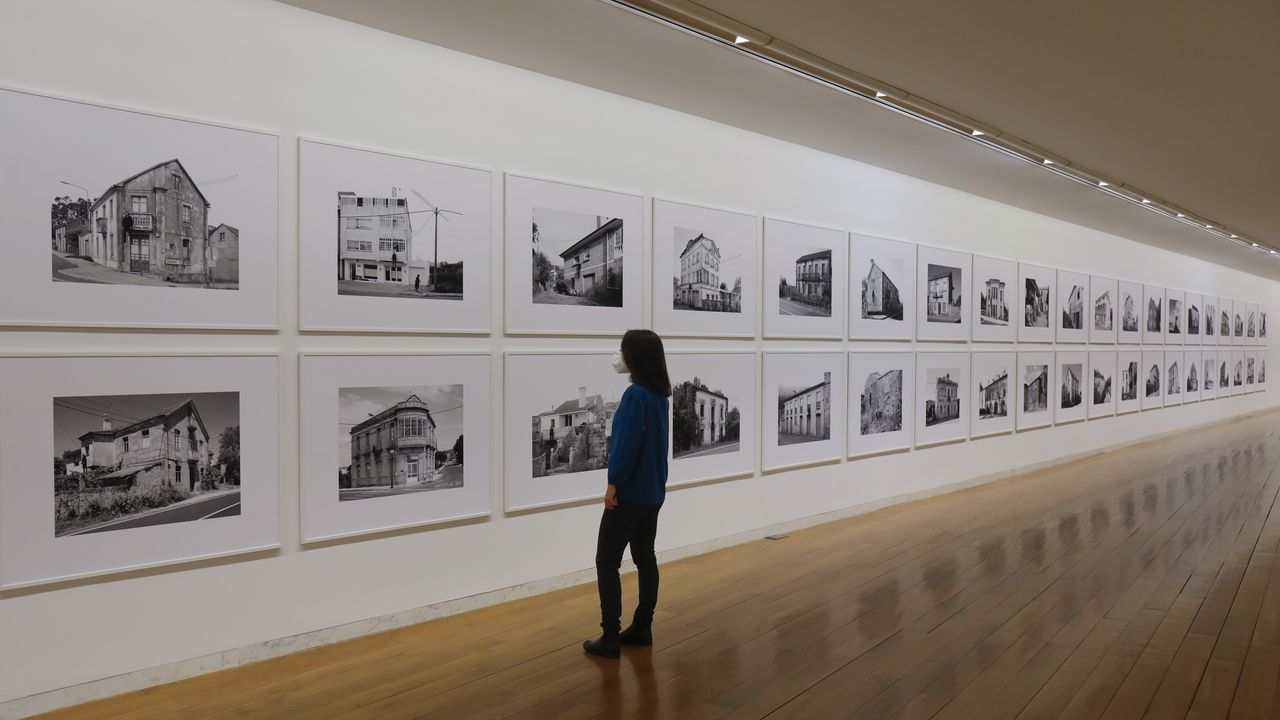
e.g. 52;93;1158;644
336;191;463;301
672;228;742;313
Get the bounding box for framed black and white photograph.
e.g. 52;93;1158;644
848;351;914;457
1186;293;1203;345
1117;350;1142;414
1166;289;1185;345
1218;297;1232;345
0;88;278;330
0;355;278;589
1259;305;1269;346
1231;350;1245;395
1142;350;1164;410
1143;285;1166;345
763;218;847;339
1055;270;1089;344
970;255;1016;342
1247;303;1259;346
1164;350;1184;406
1216;353;1233;399
970;351;1014;438
1054;351;1088;424
1018;263;1055;343
652;200;758;338
298;354;490;544
1246;351;1258;390
1202;350;1217;400
1088;351;1117;419
1016;351;1054;430
1184;350;1202;403
1232;300;1246;346
1204;296;1218;343
916;245;971;342
849;233;916;341
298;139;491;334
1089;276;1118;344
504;174;643;335
503;353;633;511
762;352;846;471
915;351;970;446
666;352;757;486
1118;280;1143;344
1259;355;1268;390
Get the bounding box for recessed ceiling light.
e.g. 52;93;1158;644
875;91;887;98
733;35;750;44
1205;224;1213;229
1042;159;1054;165
1141;199;1151;204
1098;181;1110;187
1177;213;1186;218
971;129;985;137
1253;243;1261;247
1230;234;1237;238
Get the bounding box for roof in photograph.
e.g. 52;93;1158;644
558;217;623;259
537;394;606;418
89;158;211;212
79;398;212;445
781;378;830;403
795;249;831;263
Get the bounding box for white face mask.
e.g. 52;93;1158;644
611;351;629;374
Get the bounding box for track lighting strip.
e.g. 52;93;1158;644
605;0;1275;258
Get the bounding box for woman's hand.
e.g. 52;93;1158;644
604;484;619;510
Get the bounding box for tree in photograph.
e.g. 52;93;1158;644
452;434;464;466
724;407;741;442
217;425;241;485
50;194;94;228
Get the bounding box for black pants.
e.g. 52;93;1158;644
595;499;662;636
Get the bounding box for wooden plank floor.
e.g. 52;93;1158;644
36;408;1280;720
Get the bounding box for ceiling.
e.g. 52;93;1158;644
279;0;1280;280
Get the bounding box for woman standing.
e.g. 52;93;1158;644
583;329;671;659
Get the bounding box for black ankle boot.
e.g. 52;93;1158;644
582;634;620;658
619;622;652;646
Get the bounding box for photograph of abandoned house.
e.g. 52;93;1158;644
531;384;622;476
859;367;904;434
778;372;832;445
672;377;741;458
779;248;833;317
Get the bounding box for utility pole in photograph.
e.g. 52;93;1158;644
410;190;462;293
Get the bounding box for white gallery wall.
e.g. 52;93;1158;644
1;0;1278;711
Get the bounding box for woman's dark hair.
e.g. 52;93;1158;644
621;329;672;397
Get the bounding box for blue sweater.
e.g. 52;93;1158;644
608;383;670;505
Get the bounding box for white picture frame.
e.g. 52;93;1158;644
763;218;847;339
916;245;972;342
1164;350;1185;406
1143;285;1166;345
504;174;643;335
298;139;491;334
0;354;279;589
848;351;915;457
1055;270;1089;344
1185;292;1203;345
762;352;846;471
969;255;1017;342
1165;289;1185;345
1184;350;1202;402
1089;276;1118;344
1018;263;1056;343
1247;303;1259;346
298;353;491;544
1088;351;1117;418
1217;297;1233;345
503;353;632;512
915;351;970;446
653;199;758;338
1116;350;1142;414
1231;350;1246;394
0;87;279;330
1117;280;1143;344
666;352;758;486
970;351;1014;438
849;233;916;341
1232;299;1246;346
1216;353;1233;399
1203;296;1219;343
1141;350;1164;410
1016;351;1054;430
1054;351;1088;424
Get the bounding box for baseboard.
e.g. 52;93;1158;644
2;404;1272;720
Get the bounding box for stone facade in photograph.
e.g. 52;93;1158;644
860;369;903;434
780;373;831;440
78;399;214;492
348;394;438;488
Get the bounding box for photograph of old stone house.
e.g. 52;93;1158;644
1122;360;1139;401
672;377;740;458
860;367;904;434
1093;367;1112;404
337;385;463;502
1220;359;1231;390
1204;355;1217;391
1221;307;1231;337
1168;298;1183;335
923;369;961;426
1062;284;1084;330
1188;361;1199;392
1261;309;1268;340
1122;291;1139;332
778;372;832;445
977;369;1008;419
926;264;963;324
1060;363;1083;408
1023;364;1049;412
1094;289;1113;331
1248;310;1257;339
1247;357;1256;384
672;227;742;314
1188;303;1201;335
979;276;1009;326
1166;361;1181;397
1146;363;1162;398
1147;297;1163;332
1235;310;1245;338
336;189;464;301
531;384;622;476
1206;301;1217;337
1235;358;1244;386
1260;358;1267;384
51;159;241;289
778;248;833;317
52;392;240;537
531;207;623;307
861;257;904;320
1025;278;1050;328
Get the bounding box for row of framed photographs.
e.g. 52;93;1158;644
0;349;1267;589
3;86;1270;342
